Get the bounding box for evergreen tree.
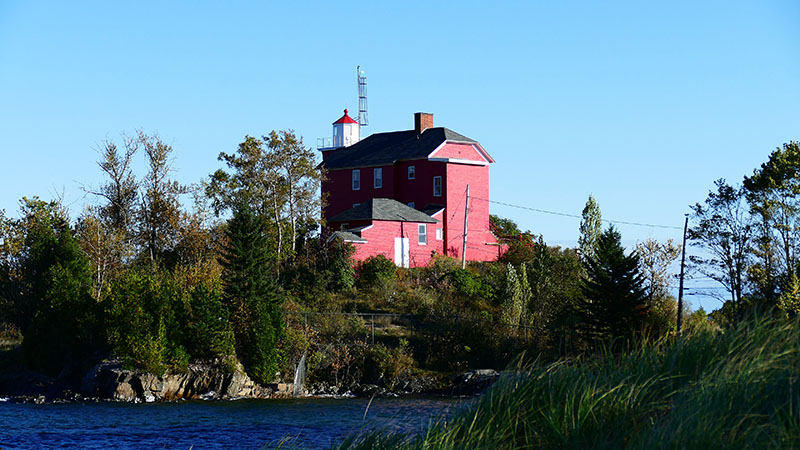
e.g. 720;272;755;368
221;199;283;383
578;195;603;265
10;198;101;374
578;226;648;345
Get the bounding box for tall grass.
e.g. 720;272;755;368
337;314;800;449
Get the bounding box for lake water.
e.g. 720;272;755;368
0;396;462;449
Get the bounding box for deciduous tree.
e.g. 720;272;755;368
578;195;602;265
207;131;324;261
636;238;681;300
689;180;753;317
137;131;186;263
743;141;800;299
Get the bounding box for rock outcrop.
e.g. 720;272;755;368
81;360;280;402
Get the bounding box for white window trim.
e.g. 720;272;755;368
352;169;360;191
433;176;442;197
374;167;383;189
408;166;416;180
418;224;427;245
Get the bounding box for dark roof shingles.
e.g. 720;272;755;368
329;198;438;224
321;127;476;170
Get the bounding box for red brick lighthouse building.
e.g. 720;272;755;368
319;110;500;267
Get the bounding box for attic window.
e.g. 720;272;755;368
433;176;442;197
374;168;383;189
408;166;416;180
352;169;360;190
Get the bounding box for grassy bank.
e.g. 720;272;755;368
336;315;799;449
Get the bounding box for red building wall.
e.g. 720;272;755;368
322;164;396;222
392;160;447;208
349;220;443;267
442;163;498;262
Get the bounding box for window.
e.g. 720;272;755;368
352;169;360;190
408;202;415;209
353;203;360;208
433;176;442;197
374;168;383;189
418;224;427;245
436;228;443;240
408;166;416;180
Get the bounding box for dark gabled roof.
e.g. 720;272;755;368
320;127;477;170
328;231;367;243
328;198;439;224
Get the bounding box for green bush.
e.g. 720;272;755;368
356;255;397;289
177;283;236;361
104;267;174;374
364;339;414;390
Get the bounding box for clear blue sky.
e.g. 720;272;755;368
1;1;798;311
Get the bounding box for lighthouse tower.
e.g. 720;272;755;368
332;109;360;147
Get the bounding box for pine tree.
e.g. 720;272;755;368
578;226;648;345
221;199;283;383
578;195;603;265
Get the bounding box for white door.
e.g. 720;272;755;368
394;237;409;268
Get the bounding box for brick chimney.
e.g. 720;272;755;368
414;112;433;134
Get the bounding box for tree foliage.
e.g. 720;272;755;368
221;200;283;383
636;238;681;300
3;198;101;374
743;141;800;301
578;226;648;345
689;180;753;315
137;131;187;263
207;131;324;260
578;195;603;265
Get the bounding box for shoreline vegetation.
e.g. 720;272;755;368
1;133;800;447
330;314;800;450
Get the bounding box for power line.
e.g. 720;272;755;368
471;196;683;230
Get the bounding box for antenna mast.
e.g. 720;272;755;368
357;66;368;126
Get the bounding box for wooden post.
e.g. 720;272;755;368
462;185;470;269
677;215;688;336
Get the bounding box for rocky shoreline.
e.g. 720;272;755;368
0;359;501;404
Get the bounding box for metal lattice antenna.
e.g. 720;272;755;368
357;66;368;126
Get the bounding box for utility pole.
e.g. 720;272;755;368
677;215;688;336
461;184;470;269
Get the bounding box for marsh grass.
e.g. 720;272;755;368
336;315;800;449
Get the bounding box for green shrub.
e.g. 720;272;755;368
104;267;174;374
356;255;397;289
364;339;414;390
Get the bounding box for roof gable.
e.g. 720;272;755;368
328;198;439;224
428;142;491;164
